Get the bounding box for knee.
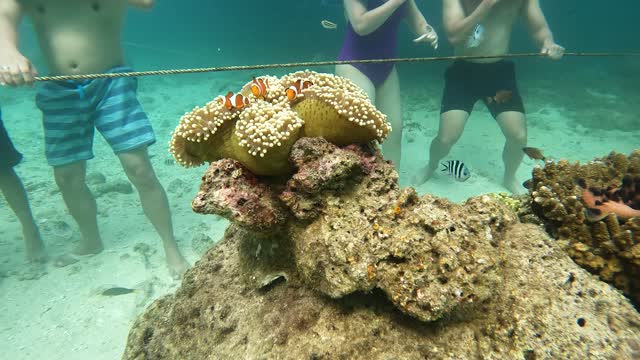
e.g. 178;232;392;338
125;166;158;191
435;134;459;148
54;169;84;191
508;131;527;146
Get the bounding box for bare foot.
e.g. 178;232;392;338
412;165;436;186
166;251;190;280
503;177;524;195
73;238;105;256
53;239;104;268
23;226;47;263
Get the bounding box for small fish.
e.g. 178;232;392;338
486;90;513;104
466;23;484;48
250;77;269;98
101;287;136;296
522;179;533;190
441;160;471;182
216;91;250;110
321;20;337;30
286;79;313;101
523;147;546;161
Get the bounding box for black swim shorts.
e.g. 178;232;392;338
440;60;525;118
0;109;23;171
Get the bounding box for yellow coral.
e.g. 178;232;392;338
488;192;522;213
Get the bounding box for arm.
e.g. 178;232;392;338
0;0;20;51
406;0;429;35
406;0;438;48
442;0;497;47
521;0;564;59
128;0;155;10
344;0;406;36
0;0;36;86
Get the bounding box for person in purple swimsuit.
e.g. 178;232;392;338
337;0;438;176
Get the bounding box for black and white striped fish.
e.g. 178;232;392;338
441;160;471;182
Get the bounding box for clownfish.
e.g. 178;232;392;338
285;79;313;101
217;91;249;110
250;77;269;98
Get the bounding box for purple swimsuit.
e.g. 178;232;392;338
338;0;408;86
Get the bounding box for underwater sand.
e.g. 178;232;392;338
0;63;638;359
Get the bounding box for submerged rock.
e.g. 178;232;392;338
123;139;640;359
124;224;640;359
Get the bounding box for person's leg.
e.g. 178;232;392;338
0;168;46;262
413;110;470;185
336;64;376;101
376;67;403;172
495;111;527;194
53;161;104;257
117;147;189;279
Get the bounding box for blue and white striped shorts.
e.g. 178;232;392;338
36;66;156;167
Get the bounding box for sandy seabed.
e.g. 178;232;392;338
0;65;638;359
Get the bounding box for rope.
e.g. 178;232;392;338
33;52;640;82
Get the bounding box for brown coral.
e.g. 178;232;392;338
526;150;640;306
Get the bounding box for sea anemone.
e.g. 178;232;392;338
234;100;304;175
169;70;392;176
283;71;391;145
169;99;239;167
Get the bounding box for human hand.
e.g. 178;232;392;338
0;50;38;87
541;41;565;60
413;24;439;49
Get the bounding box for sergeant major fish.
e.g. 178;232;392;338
441;160;471;182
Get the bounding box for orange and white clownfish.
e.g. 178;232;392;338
217;91;249;110
285;79;313;101
250;77;269;98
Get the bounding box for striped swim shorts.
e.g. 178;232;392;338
36;66;156;167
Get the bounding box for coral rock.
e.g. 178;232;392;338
125;140;640;359
191;159;287;232
124;222;640;360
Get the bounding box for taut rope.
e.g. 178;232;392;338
33;52;640;82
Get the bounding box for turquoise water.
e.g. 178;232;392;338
0;1;639;359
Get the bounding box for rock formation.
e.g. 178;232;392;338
123;140;640;360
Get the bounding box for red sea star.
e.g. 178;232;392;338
578;176;640;222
